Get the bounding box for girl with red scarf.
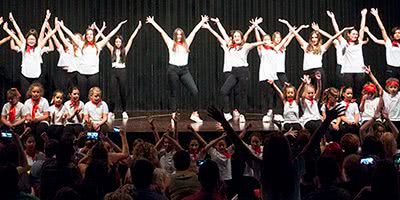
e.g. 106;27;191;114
339;86;360;134
63;87;85;137
83;87;109;134
2;10;57;98
1;88;26;135
47;90;66;141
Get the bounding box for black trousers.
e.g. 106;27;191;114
221;67;250;114
167;64;199;112
274;73;288;114
304;120;322;134
260;81;275;115
53;68;68;93
64;124;84;138
47;125;64;141
77;73;99;102
27;122;49;151
342;73;365;99
283;123;303;131
20;73;45;100
109;68;127;112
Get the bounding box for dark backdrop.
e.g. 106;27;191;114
0;0;399;112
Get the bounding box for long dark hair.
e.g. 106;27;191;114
111;35;126;63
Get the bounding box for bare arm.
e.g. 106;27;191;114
39;24;59;50
279;19;308;48
202;22;226;46
93;22;113;52
364;27;385;45
59;20;82;46
364;65;383;95
188;124;208;147
238;123;252;139
296;82;305;103
204;133;227;152
97;20;127;49
39;10;51;42
146;16;173;46
8;13;25;43
315;75;322;100
3;22;23;48
125;21;142;54
271;81;285;102
282;26;307;48
186;15;209;47
148;118;160;143
370;8;389;42
210;17;230;42
358;9;367;43
0;35;11;46
322;26;354;50
164;134;184;151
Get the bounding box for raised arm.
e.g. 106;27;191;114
270;80;285;102
164;134;184;151
282;25;307;49
186;15;209;46
59;20;82;46
203;133;227;152
364;26;385;45
321;26;354;50
39;10;51;42
188;124;208;147
146;16;173;46
3;22;23;48
297;81;305;103
8;13;25;43
370;8;389;42
94;22;106;42
148;118;160;143
238;123;252;139
202;22;226;46
358;9;367;43
312;22;333;38
93;22;113;52
211;17;230;42
38;23;58;49
315;73;322;100
279;19;308;48
96;20;127;49
125;21;142;54
364;65;383;95
55;19;73;48
326;11;344;42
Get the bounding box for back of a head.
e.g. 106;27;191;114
343;154;368;184
53;187;81;200
380;132;397;160
45;139;59;158
371;160;399;200
317;155;340;185
91;142;108;161
104;191;133;200
362;135;384;158
84;159;109;183
173;150;191;171
0;164;19;200
56;139;75;165
131;159;155;189
198;160;220;192
340;133;360;156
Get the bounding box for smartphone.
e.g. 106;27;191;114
1;130;13;138
86;132;99;140
360;157;375;165
393;153;400;169
113;127;120;133
196;160;206;167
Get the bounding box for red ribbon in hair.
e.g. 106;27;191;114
386;80;399;87
31;99;39;119
287;97;294;105
363;83;377;94
223;151;231;159
263;45;273;50
305;96;314;105
8;105;16;123
26;45;34;53
91;99;102;108
393;41;399;47
11;88;21;98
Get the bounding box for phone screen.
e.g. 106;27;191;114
1;131;12;138
86;132;99;140
360;157;375;165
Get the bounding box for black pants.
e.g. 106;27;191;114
283;123;303;131
342;73;365;98
221;67;250;114
27;122;48;151
260;81;275;115
274;73;288;114
47;125;64;141
109;68;127;112
223;72;239;113
304;120;322;134
340;123;359;135
386;65;400;80
64;124;84;138
167;65;199;112
84;123;109;135
335;64;343;88
20;74;45;100
66;71;79;90
77;73;99;102
53;68;68;93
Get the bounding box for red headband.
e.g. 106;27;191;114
386;81;399;87
363;84;377;94
11;88;21;98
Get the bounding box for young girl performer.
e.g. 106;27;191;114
146;15;209;123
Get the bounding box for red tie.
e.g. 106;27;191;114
26;45;34;53
253;146;262;155
230;43;239;48
306;97;314;105
91;99;102;107
287;98;294;105
70;100;79;110
263;45;273;50
88;41;95;47
191;149;198;161
9;105;16;123
393;41;399;47
31;99;39;119
223;151;231;159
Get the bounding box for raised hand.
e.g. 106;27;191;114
137;21;142;29
2;21;8;30
254;17;263;25
210;17;220;23
364;26;370;33
207;106;229;127
0;17;3;25
311;22;319;31
119;20;128;26
267;80;274;84
201;15;209;23
362;65;371;74
45;9;51;21
326;11;335;18
300;24;310;29
9;12;15;22
342;26;354;31
202;22;211;29
278;19;289;25
361;8;367;16
146;16;155;24
370;8;379;17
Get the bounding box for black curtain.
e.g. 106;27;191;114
0;0;399;112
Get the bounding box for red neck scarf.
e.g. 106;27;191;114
253;146;262;155
176;41;184;46
31;99;40;119
305;96;314;105
287;98;294;105
263;45;273;50
347;40;354;46
230;43;239;48
190;149;198;161
54;103;62;109
223;151;231;159
343;98;355;110
91;99;102;107
87;41;95;47
26;45;34;53
70;100;80;110
393;41;399;47
8;104;16;123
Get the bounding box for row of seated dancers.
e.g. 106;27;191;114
0;8;399;124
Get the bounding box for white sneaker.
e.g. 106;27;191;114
224;113;233;121
122;112;129;119
190;113;203;123
171;112;177;120
108;112;115;122
262;115;272;122
274;114;284;122
239;114;246;123
267;109;273;116
233;110;240;117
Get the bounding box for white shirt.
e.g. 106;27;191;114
300;98;322;125
78;41;101;75
383;91;400;121
222;44;232;72
64;100;85;124
258;47;278;81
83;101;109;122
275;49;286;73
208;147;232;180
340;101;360;122
302;45;326;71
68;44;82;73
111;49;127;68
335;41;345;65
229;46;251;67
20;43;50;78
1;102;25;123
23;98;50;119
49;105;66;125
283;101;300;124
168;41;189;66
159;149;176;174
56;45;70;70
340;39;365;73
360;97;380;123
385;40;400;67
